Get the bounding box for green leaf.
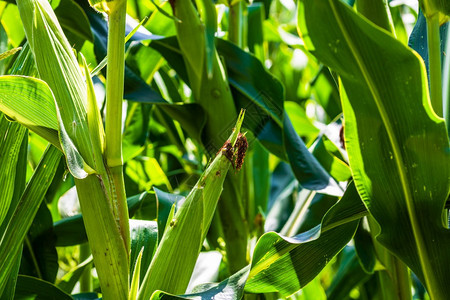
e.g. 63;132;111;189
57;255;93;294
0;75;59;147
0;115;27;226
150;265;251;300
55;0;93;43
311;135;351;183
21;203;58;282
0;146;62;295
7;43;38;78
15;275;73;300
353;219;376;274
0;47;22;62
285;101;320;140
245;182;361;296
251;141;270;220
298;276;327;300
326;247;372;300
130;247;144;300
153;187;183;241
130;220;158;286
298;0;450;296
215;38;284;127
0;250;22;300
171;0;205;95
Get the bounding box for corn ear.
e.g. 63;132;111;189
138;110;246;298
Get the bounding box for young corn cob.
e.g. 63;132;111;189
138;110;247;299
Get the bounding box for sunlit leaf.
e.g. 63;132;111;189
298;0;450;296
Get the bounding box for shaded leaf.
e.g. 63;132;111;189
57;255;93;294
55;0;93;43
15;275;73;300
326;247;371;300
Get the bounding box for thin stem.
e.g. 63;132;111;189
280;190;316;236
105;1;130;252
106;3;126;168
24;236;42;279
427;14;443;116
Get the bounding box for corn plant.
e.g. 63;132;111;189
0;0;449;299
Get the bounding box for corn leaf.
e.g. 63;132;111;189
171;0;205;94
15;275;72;300
130;247;144;300
0;146;62;295
150;266;251;300
0;75;60;147
244;182;361;296
194;0;217;78
57;255;94;294
54;0;93;43
21;203;58;282
130;220;158;286
153;187;183;241
0;117;27;299
326;247;371;300
298;0;450;296
0;116;27;226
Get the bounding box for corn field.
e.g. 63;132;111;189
0;0;449;299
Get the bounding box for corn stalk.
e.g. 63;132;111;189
16;0;130;297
